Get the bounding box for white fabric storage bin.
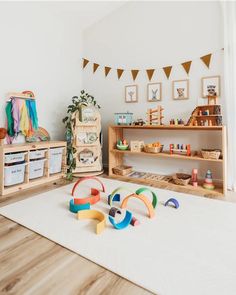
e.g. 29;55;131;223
4;163;27;186
29;149;47;160
29;159;46;180
5;152;26;164
49;147;63;174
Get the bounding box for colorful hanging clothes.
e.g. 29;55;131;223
26;100;38;130
20;100;30;136
5;102;14;137
5;96;39;140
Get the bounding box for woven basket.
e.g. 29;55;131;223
144;145;164;153
112;165;132;176
172;173;191;186
201;149;221;160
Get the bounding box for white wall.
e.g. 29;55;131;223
82;1;224;178
0;1;123;141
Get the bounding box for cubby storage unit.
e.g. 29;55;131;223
0;141;66;195
108;125;227;197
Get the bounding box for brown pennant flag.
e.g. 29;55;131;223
117;69;124;79
131;69;139;81
82;58;89;69
104;66;111;77
200;54;212;68
163;66;172;79
181;61;192;75
93;63;99;73
146;69;155;81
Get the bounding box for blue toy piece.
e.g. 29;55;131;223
69;199;90;213
109;210;133;230
108;193;120;206
164;198;179;209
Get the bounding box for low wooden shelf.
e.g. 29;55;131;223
108;125;227;196
0;141;67;196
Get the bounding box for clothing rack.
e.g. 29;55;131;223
6;92;35;101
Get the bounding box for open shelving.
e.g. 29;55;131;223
0;141;67;196
108;125;227;197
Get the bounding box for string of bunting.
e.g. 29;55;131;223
82;49;223;81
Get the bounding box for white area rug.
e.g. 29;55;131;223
1;177;236;295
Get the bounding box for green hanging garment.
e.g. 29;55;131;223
5;101;15;137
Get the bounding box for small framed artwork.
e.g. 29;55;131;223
125;85;138;103
147;82;162;102
172;79;189;100
202;76;220;98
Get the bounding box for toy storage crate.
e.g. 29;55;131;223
49;147;63;174
4;163;27;186
29;159;46;180
0;141;66;196
29;149;47;160
5;152;26;164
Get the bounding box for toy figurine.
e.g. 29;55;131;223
203;170;215;190
191;168;198;187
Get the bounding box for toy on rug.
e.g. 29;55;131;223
108;208;133;230
121;193;155;218
146;105;164;125
108;187;133;206
69;177;105;213
117;139;129;150
69;199;90;213
164;198;179;209
203;170;215;190
170;144;191;156
135;187;158;208
72;176;105;197
77;209;106;235
191;168;198;187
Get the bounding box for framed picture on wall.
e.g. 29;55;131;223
125;85;138;103
147;82;162;102
172;79;189;100
201;76;220;98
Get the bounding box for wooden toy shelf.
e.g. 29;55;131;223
0;141;67;196
108;125;227;196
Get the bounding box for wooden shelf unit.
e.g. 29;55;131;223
108;125;227;196
0;141;67;196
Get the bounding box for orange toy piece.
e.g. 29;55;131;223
121;193;155;218
72;176;105;197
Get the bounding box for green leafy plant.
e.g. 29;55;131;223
62;90;100;180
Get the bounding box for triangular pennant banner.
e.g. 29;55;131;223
93;63;99;73
181;61;192;75
82;58;89;69
200;54;212;68
163;66;172;79
146;69;155;81
117;69;124;79
131;69;139;81
104;66;111;77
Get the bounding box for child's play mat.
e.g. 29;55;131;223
0;177;236;295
